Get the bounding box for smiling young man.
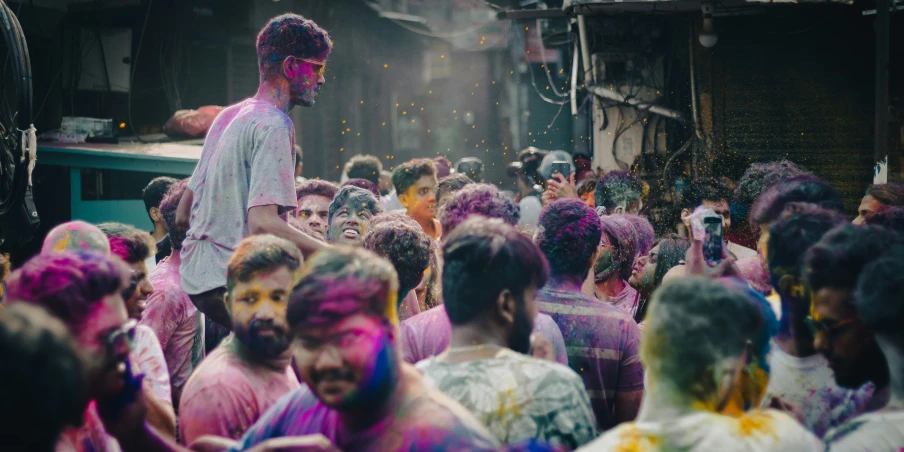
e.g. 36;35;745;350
392;159;441;240
294;180;339;241
178;235;303;445
231;246;499;451
326;186;382;246
176;14;331;331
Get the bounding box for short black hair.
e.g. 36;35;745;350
767;203;846;280
804;224;901;294
537;199;602;279
856;253;904;342
865;183;904;207
750;175;844;228
864;206;904;237
256;14;332;79
363;215;433;297
594;170;642;212
226;234;302;295
345;155;383;186
296;179;338;203
435;174;473;205
0;304;86;451
680;178;731;211
328;186;382;223
442;217;549;326
735;160;811;208
97;222;155;264
392;159;437;195
160;179;190;250
142;177;178;217
454;158;484;183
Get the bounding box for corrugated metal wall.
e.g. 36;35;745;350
709;9;876;213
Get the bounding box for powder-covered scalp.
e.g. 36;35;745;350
749;175;844;229
328;186;382;223
97;222;155;264
159;179;190;250
597;214;639;281
641;276;765;400
623;214;655;258
5;251;128;332
226;234;303;295
439;183;520;237
288;246;399;330
41;221;111;256
594;170;642;211
391;159;437;195
803;224;902;294
363;214;432;296
256;13;332;79
735;159;811;208
537;198;602;279
296;179;338;203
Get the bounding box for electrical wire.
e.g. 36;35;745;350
388;18;491;39
126;0;153;141
535;19;568;99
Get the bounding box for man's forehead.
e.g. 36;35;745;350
296;313;381;336
299;195;331;207
413;175;437;187
342;194;377;212
701;199;730;211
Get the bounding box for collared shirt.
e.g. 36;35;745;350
535;285;644;430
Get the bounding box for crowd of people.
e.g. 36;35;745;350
1;12;903;452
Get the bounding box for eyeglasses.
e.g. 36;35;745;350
106;319;138;355
804;315;857;337
297;57;327;77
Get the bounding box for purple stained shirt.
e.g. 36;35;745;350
140;250;205;405
400;305;568;365
230;384;500;452
181;98;298;295
536;284;644;431
605;284;640;318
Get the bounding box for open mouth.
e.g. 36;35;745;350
342;228;360;239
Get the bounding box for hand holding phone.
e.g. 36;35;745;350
703;214;724;266
550;161;572;180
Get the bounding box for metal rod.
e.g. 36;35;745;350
577;15;593;85
571;42;579;116
587;85;688;124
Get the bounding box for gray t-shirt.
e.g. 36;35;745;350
181;99;297;295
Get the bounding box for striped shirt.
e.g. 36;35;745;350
536;285;644;431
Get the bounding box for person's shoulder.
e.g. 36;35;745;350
402;305;446;329
407;389;501;449
824;410;904;451
741;409;822;449
242;99;292;129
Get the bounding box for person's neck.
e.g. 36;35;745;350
636;378;697;422
227;335;291;372
879;339;904;410
151;224;167;242
448;324;508;352
338;362;418;433
254;79;292;114
547;274;586;293
775;299;816;357
410;213;436;237
594;275;626;300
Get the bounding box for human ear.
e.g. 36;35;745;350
283;56;300;79
497;289;516;326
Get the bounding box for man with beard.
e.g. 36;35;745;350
178;235;302;445
417;217;596;449
230;246;499;451
803;225;899;416
141;180;206;409
6;251;135;451
294;180;339;241
99;222;176;436
176;14;330;331
392;159;441;240
326;186;382;246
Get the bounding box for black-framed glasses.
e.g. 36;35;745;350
804;315;857;337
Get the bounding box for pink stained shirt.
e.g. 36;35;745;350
140;250;205;406
132;324;173;408
400;305;568;365
177;336;300;445
56;401;120;452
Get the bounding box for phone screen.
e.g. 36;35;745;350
703;216;723;265
551;161;572;179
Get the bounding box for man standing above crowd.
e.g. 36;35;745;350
535;199;644;430
231;247;500;451
178;235;302;445
176;14;331;330
418;217;596;448
393;159;441;240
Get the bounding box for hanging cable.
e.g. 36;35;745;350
126;0;153;141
